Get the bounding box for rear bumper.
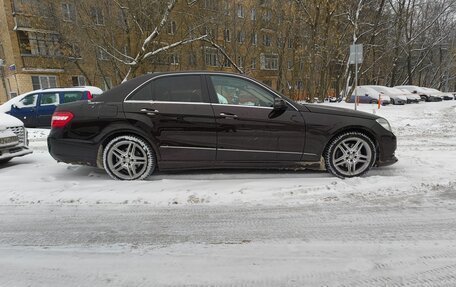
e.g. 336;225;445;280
48;137;99;166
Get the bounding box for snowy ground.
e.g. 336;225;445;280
1;101;456;286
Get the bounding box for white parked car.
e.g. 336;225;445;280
394;85;443;102
0;113;32;163
421;88;453;101
365;86;408;105
387;87;421;103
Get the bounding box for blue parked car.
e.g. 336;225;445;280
2;86;103;127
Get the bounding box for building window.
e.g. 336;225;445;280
223;57;231;67
296;80;303;90
262;33;272;47
204;47;218;67
260;54;278;70
223;0;231;15
237;30;245;43
205;26;215;38
31;75;57;90
188;53;197;66
288;38;293;49
287;60;293;70
97;48;109;60
72;75;86;86
204;0;217;10
237;56;243;68
237;4;244;18
263;10;272;21
62;3;76;22
169;53;180;65
168;21;177;35
251;58;256;70
224;29;231;42
251;8;256;21
92;7;104;25
251;32;257;45
69;43;81;58
21;32;60;56
101;77;112;91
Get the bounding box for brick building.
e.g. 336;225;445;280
0;0;302;104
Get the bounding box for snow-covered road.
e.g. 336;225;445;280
1;101;456;286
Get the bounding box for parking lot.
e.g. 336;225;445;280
0;101;455;286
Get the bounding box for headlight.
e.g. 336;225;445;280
376;118;392;132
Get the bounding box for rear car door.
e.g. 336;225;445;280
9;93;38;127
36;93;60;127
123;74;217;164
206;75;306;162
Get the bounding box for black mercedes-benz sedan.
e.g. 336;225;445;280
48;72;397;180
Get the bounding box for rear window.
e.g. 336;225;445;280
63;92;84;103
129;75;205;103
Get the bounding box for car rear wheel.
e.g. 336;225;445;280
324;132;376;178
103;135;155;180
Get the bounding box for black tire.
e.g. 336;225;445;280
324;132;376;178
390;98;395;105
103;135;156;180
0;158;12;164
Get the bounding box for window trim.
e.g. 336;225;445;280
125;74;209;104
123;73;298;111
39;92;60;107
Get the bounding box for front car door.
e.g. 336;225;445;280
206;74;306;162
10;93;38;127
123;74;217;167
36;92;60;126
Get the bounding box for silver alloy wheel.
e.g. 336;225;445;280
103;136;155;180
331;137;372;177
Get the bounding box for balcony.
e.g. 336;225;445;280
21;55;65;72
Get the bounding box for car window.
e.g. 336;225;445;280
154;75;204;103
210;75;275;107
17;94;38;108
129;75;205;103
40;93;59;106
63;92;84;103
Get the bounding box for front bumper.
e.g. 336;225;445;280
0;145;33;161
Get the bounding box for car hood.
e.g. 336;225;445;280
301;104;379;120
0;113;24;130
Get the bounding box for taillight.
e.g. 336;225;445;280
51;111;74;128
87;91;93;100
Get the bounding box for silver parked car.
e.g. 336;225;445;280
0;113;32;163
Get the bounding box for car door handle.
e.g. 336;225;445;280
140;108;160;116
220;112;238;119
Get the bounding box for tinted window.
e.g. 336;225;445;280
40;93;59;106
17;94;38;108
210;75;275;107
129;82;153;101
154;75;204;102
63;92;84;103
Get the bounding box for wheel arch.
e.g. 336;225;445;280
95;123;160;169
323;126;379;157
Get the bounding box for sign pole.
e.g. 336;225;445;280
354;44;358;111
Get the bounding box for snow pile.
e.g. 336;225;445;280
0;101;455;206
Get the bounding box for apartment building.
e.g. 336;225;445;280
0;0;301;104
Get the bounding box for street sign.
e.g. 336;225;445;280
349;44;363;65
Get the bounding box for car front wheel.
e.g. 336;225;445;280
103;135;155;180
324;132;376;178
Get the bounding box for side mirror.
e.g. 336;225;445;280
11;104;17;109
273;98;287;110
412;90;417;94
